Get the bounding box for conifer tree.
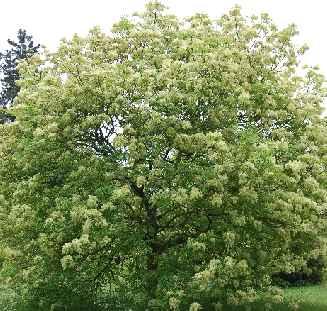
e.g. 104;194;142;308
0;29;40;122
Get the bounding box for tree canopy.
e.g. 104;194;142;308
0;2;326;310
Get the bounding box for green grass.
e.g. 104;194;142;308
260;284;327;311
281;284;327;310
229;284;327;311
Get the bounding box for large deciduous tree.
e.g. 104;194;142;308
0;2;326;310
0;29;40;123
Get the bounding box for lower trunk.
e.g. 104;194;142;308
146;250;159;304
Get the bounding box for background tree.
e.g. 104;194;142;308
0;29;40;123
0;2;326;311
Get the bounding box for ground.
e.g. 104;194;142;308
282;284;327;311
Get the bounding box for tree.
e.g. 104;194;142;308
0;29;40;122
0;2;326;310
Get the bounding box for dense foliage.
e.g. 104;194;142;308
0;2;326;310
274;255;326;287
0;29;40;122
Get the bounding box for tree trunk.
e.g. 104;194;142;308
146;249;159;303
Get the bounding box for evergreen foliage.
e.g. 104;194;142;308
0;29;40;122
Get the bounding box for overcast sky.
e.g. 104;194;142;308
1;0;326;77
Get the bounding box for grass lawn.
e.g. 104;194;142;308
281;284;327;310
230;284;327;310
264;284;327;310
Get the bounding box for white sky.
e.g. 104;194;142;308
1;0;326;76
